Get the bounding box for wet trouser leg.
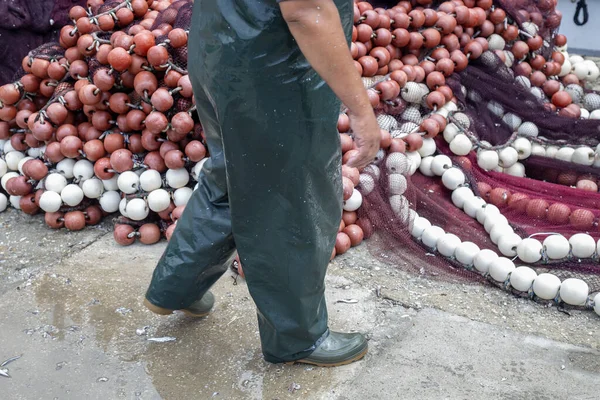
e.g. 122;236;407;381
190;1;351;361
145;84;236;311
147;0;352;363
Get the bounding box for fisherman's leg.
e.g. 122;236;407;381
210;72;341;361
144;84;235;311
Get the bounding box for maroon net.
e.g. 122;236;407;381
360;45;600;295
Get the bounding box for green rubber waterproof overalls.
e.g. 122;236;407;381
145;0;353;363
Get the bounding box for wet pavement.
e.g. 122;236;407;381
1;208;599;399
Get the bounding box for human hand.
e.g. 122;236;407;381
345;110;380;169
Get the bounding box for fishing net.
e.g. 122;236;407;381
360;39;600;297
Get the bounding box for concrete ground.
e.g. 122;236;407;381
1;206;600;400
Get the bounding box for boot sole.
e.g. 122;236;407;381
144;299;210;318
181;309;210;318
285;345;368;367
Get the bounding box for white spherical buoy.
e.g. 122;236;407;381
385;152;410;174
405;152;421;175
139;169;163;192
389;195;410;221
572;62;589;81
530;144;546;157
411;216;431;238
17;156;33;175
28;146;45;158
174;187;193;206
555;147;575;163
1;172;19;191
117;171;140;194
532;273;561;300
543;235;570;260
44;173;68;193
463;196;486;218
73;159;94;181
584;60;600;81
441;167;465;190
515;76;531;89
503;162;525;178
166;168;190;189
569;233;596;259
545;146;559;158
344;189;362;212
418;156;435;177
99;191;121;213
377;113;399;131
504;50;515;67
490;223;514;245
488;257;515;282
82;178;104;199
517;122;538;137
477;150;499;171
443;123;460;143
103;175;119;191
39;191;63;213
593;293;600;316
2;140;14;154
502;113;522;130
452;112;470;129
359;174;376;195
191;158;208;181
571;147;595;166
5;151;25;171
9;195;21;210
126;198;149;221
418;138;436;157
512;138;532;160
516;238;543;263
0;193;7;212
401;82;424;103
437;233;461;257
148;189;171;212
56;158;76;179
498;147;519;168
559;59;572;77
487;33;506;51
389;174;407;196
487;100;505;117
60;184;84;207
449;134;472;156
476;203;500;224
443;102;458;113
484;213;508;233
451;186;474;209
510;266;537;292
473;249;499;273
558;278;589;306
431;155;452;176
455;241;480;266
498;233;522;257
421;225;445;249
0;158;7;178
119;197;128;217
363;164;381;179
580;109;590;119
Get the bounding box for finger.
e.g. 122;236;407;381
346;149;372;169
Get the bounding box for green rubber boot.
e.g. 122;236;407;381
287;331;368;367
144;291;215;318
